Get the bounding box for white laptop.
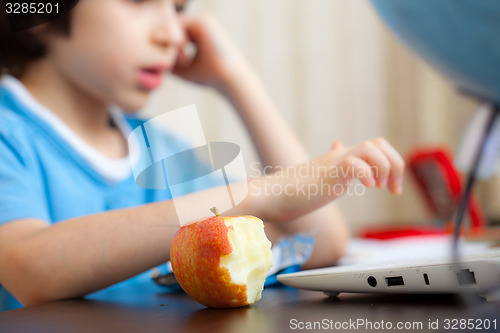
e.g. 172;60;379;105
277;235;500;297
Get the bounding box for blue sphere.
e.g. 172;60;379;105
371;0;500;103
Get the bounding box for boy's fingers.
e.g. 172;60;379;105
372;138;405;195
339;156;375;188
350;142;391;188
177;14;207;48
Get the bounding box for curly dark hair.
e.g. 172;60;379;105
0;1;76;77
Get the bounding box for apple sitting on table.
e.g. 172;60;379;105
170;208;273;308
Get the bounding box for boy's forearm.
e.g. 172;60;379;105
219;63;310;168
275;204;350;269
1;200;179;306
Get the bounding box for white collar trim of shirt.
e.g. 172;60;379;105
1;75;133;183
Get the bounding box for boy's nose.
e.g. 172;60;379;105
151;3;184;49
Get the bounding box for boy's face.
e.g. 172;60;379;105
43;0;187;111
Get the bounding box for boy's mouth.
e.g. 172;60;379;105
137;67;166;90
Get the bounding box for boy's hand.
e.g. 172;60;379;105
257;137;405;222
327;138;404;195
173;14;249;90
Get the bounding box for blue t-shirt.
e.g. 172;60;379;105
0;79;221;311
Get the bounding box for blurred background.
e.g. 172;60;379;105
141;0;499;233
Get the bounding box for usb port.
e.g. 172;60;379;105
385;276;405;287
456;269;476;286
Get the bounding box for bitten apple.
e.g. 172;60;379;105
170;208;273;308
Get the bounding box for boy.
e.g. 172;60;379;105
0;0;404;310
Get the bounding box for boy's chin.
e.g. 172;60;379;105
119;106;143;114
115;93;150;113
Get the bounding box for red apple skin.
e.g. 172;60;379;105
170;216;249;308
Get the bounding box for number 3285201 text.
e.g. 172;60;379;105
6;2;59;14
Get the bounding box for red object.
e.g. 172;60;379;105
407;147;485;230
360;226;446;240
360;147;486;240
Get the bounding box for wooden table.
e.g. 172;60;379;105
1;282;498;333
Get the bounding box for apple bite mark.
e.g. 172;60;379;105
219;216;273;305
170;212;273;308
